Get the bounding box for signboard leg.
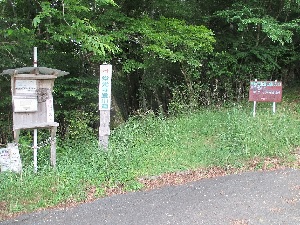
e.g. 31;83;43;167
14;129;20;144
33;128;38;173
50;127;57;167
253;101;256;117
273;102;276;114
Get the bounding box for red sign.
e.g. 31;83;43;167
249;81;282;102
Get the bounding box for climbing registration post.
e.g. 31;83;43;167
99;64;112;149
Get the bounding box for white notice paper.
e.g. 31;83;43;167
14;97;38;112
15;80;37;94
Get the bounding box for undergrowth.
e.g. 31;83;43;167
1;99;300;220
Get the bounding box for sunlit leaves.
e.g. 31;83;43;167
215;2;298;45
33;0;118;58
135;17;215;66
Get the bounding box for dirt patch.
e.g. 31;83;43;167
104;184;126;197
0;201;23;222
138;167;232;191
139;157;290;191
0;201;8;221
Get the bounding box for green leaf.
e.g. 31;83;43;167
32;16;41;28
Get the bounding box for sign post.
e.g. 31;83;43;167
249;80;282;116
33;47;38;173
99;64;112;149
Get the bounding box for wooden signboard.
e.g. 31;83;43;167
249;81;282;102
2;66;69;172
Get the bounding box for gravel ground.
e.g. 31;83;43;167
1;168;300;225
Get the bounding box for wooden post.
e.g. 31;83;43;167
50;126;57;167
11;71;19;145
99;111;110;148
99;64;112;149
14;129;20;144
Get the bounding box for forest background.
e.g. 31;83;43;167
0;0;300;142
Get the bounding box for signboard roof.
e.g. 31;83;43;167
1;67;69;77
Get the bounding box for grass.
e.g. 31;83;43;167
1;91;300;220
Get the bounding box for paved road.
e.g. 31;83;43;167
1;169;300;225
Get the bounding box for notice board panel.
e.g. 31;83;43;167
13;96;38;112
249;81;282;102
15;80;37;94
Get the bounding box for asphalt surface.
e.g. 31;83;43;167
1;168;300;225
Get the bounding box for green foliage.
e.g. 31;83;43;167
33;0;118;58
1;0;215;140
0;76;12;144
1;95;300;218
118;16;215;112
215;2;297;45
136;17;215;64
1;0;300;143
57;111;96;139
199;0;300;106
